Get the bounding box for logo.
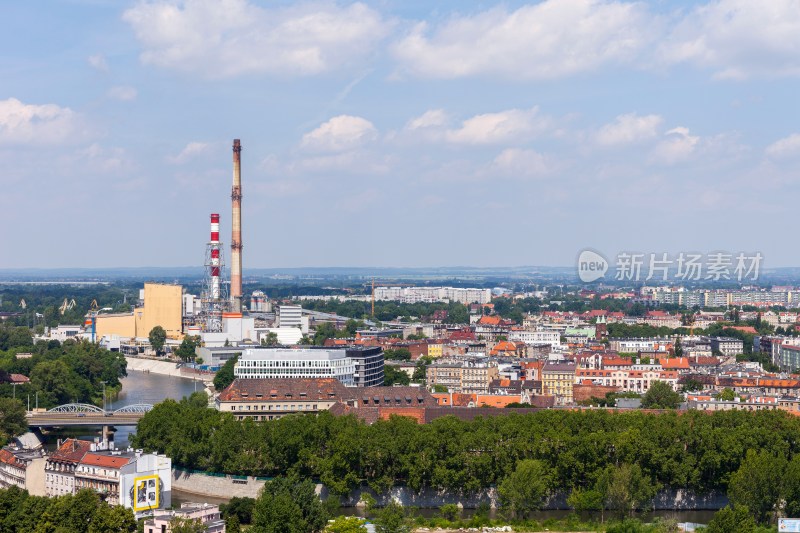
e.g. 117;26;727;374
577;249;608;283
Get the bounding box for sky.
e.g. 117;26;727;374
2;0;800;270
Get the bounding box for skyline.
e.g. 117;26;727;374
2;0;800;269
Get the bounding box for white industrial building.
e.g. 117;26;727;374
374;286;492;305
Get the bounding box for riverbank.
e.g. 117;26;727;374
125;355;214;383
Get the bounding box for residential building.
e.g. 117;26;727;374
144;503;225;533
576;369;679;393
426;359;499;393
45;439;93;498
608;338;672;353
541;362;577;405
373;286;492;305
74;453;131;505
508;330;561;348
777;344;800;372
709;336;744;356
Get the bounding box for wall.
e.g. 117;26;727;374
139;283;183;339
95;314;136;339
171;469;729;511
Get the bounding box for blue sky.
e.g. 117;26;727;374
2;0;800;269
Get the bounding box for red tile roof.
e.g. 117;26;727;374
0;449;25;469
80;453;131;469
50;439;93;464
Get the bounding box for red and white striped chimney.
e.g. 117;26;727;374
210;213;221;299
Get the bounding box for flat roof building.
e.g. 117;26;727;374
234;348;356;386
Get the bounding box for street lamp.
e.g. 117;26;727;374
101;381;107;412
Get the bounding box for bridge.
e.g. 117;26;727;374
26;403;154;427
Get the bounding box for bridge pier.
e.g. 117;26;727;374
102;425;112;444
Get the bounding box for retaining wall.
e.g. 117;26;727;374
170;469;728;510
125;356;212;382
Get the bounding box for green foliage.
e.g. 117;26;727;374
221;496;255;525
373;501;410;533
705;505;758;533
498;459;551;518
252;476;327;533
325;516;367;533
0;398;27;445
383;349;411;361
438;503;460;521
213;355;239;391
175;335;200;362
0;487;135;532
431;384;447;393
595;464;658;518
0;338;127;408
383;365;410;386
148;326;167;354
567;488;604;514
169;516;208;533
728;450;785;524
640;381;682;409
133;402;800;499
717;388;737;401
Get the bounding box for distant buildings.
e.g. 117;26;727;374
374;286;492;305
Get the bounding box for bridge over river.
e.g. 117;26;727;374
26;403;153;427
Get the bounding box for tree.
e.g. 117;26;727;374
497;459;551;518
175;335;200;362
373;501;410;533
0;398;27;446
705;505;758;533
567;488;604;517
262;332;279;346
89;504;136;533
383;349;411;361
438;503;460;521
252;476;327;533
596;464;658;518
221;496;255;525
641;381;682;409
728;450;785;524
383;366;410;386
226;515;243;533
213;355;239;391
325;516;367;533
149;326;167;355
674;337;683;358
718;388;736;401
169;516;208;533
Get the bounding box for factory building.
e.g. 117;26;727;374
94;283;183;340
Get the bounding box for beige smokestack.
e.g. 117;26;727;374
231;139;242;312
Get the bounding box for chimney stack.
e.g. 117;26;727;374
230;139;243;311
209;214;221;300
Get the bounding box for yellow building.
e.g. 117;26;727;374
427;343;443;358
542;362;576;405
135;283;183;339
93;283;183;340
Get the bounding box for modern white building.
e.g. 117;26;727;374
277;305;303;328
234;348;356;386
507;330;561;348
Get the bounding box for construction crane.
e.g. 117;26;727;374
59;298;77;315
85;300;100;343
19;299;26;310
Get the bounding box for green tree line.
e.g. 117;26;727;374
132;396;800;499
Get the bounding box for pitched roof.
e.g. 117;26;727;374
0;449;25;469
50;439;93;464
80;453;131;469
218;378;350;402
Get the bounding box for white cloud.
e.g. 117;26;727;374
659;0;800;79
651;127;700;164
107;86;138;101
392;0;655;79
301;115;377;152
596;113;662;146
766;133;800;159
405;109;448;131
445;107;547;144
489;148;551;178
88;54;109;72
123;0;388;78
0;98;87;145
169;141;210;163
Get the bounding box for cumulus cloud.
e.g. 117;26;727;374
405;109;448;131
651;127;700;164
445;107;547;144
596;113;662;146
392;0;655;79
169;141;210;163
766;133;800;159
123;0;388;78
301;115;377;152
659;0;800;79
107;86;138;101
0;98;87;145
88;54;109;72
489;148;551;178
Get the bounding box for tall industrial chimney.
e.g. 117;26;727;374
231;139;243;312
209;214;221;299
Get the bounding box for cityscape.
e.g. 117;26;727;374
3;1;800;532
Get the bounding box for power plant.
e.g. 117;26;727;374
199;213;228;333
230;139;243;313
